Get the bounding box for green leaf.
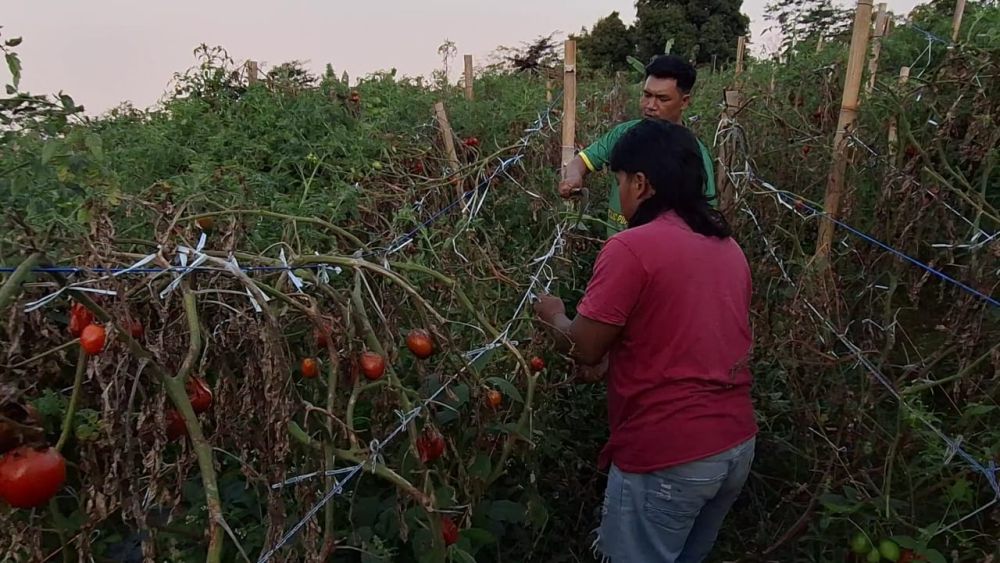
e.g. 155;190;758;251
450;548;476;563
42;140;60;164
485;377;523;403
818;493;857;514
4;84;14;95
962;404;996;418
6;37;23;47
920;549;946;563
487;500;525;523
626;55;646;74
459;528;495;547
85;133;104;161
469;345;497;374
5;52;21;89
468;453;492;481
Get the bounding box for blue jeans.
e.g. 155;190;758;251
596;437;755;563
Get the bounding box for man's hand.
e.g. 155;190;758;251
533;294;566;327
557;156;589;199
557;176;583;199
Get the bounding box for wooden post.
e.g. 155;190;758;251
866;3;889;94
247;60;259;85
434;101;463;199
546;78;553;103
951;0;966;42
560;39;577;181
886;66;910;161
716;89;742;215
463;54;474;101
816;0;874;262
816;35;825;53
735;36;747;76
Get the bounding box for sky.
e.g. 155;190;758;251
4;0;925;114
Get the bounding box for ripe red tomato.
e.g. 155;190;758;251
69;302;94;337
411;161;425;175
186;377;213;414
485;389;502;409
195;216;214;231
301;358;320;379
406;329;434;360
166;409;187;441
529;356;545;372
359;352;386;381
0;447;67;508
80;324;106;355
463;137;480;148
416;427;445;464
441;515;459;546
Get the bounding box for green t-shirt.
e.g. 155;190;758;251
578;119;717;236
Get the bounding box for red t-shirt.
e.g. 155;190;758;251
577;211;757;473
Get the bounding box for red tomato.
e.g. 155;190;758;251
359;352;386;381
166;409;187;441
80;324;106;355
0;447;67;508
406;329;434;360
68;302;93;337
186;377;213;414
301;358;320;379
463;137;480;148
529;356;545;372
416;427;445;464
486;389;502;409
441;515;459;546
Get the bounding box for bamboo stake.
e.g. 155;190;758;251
816;0;874;262
434;101;463;199
866;3;889;94
817;35;825;53
463;54;474;101
546;78;553;103
735;36;747;77
560;39;577;180
247;60;259;86
887;66;910;162
951;0;966;42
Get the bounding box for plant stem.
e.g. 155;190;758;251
55;346;87;452
0;252;43;312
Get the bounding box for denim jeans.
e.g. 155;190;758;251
596;437;755;563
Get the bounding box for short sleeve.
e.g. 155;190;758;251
578;120;640;173
577;238;647;327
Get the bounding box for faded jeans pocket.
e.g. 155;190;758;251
642;459;729;532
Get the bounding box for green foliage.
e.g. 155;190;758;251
633;0;750;64
765;0;852;55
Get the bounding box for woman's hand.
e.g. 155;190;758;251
533;294;566;326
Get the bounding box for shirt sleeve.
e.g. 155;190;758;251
697;139;718;207
578;120;640;173
577;238;647;327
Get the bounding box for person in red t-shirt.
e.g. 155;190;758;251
534;119;756;563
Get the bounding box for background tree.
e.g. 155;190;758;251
633;0;749;64
575;12;634;72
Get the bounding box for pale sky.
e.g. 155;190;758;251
4;0;924;114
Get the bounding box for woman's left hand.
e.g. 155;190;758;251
533;293;566;325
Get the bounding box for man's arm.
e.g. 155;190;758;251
556;120;639;199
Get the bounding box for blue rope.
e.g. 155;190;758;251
755;178;1000;309
0;265;323;275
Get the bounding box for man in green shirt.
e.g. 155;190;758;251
558;55;716;236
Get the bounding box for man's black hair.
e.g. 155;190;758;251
609;119;730;238
644;55;697;93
